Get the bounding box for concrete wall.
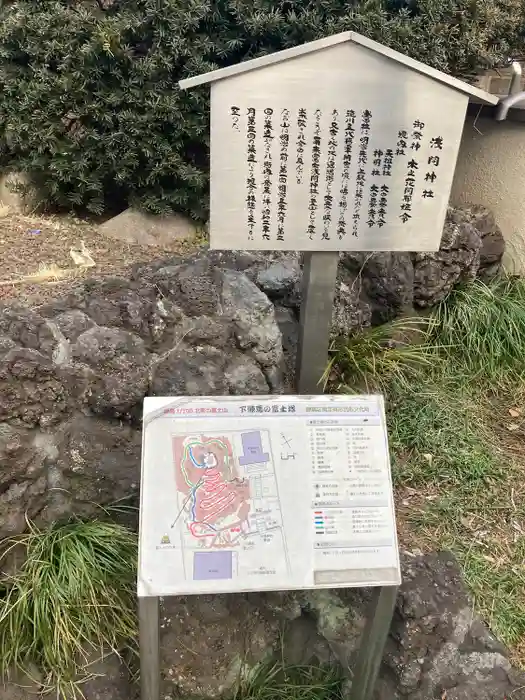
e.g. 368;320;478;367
451;115;525;274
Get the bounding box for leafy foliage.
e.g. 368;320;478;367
0;0;524;215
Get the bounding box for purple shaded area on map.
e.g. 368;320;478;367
193;551;233;580
239;431;270;466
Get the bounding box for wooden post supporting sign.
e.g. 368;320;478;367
296;251;340;394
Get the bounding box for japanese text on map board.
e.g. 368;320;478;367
138;395;400;597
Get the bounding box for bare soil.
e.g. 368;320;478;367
0;208;200;307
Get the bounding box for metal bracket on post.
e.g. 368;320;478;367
351;585;399;700
139;596;160;700
296;251;340;394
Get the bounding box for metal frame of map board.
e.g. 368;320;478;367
137;395;401;700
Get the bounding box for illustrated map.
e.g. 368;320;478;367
138;396;401;596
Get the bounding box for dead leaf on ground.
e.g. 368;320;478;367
508;407;522;418
507;423;520;432
70;240;96;267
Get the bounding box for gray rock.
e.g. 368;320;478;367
98;207;197;247
0;250;286;534
332;276;372;337
0;347;69;426
341;252;414;323
53;310;95;342
413;210;482;308
151;344;229;396
0;306;57;357
72;326;151;417
43;414;141;524
256;259;301;297
379;552;525;700
152;260;220;318
224;354;269;394
0;423;48;537
220;268;284;375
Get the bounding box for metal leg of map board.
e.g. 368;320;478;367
351;585;398;700
296;251;340;394
139;596;160;700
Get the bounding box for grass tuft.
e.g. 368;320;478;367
429;277;525;382
325;317;436;392
0;517;137;698
232;661;344;700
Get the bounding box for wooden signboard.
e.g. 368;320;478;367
180;31;497;253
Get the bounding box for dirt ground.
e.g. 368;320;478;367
0;208;201;307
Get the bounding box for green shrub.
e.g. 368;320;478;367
0;0;524;216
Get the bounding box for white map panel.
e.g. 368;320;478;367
138;395;400;596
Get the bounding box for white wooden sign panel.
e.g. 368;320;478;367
138;395;401;597
210;42;468;252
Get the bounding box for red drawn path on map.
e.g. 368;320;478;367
172;435;251;547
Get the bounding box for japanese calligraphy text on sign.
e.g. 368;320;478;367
210;41;467;252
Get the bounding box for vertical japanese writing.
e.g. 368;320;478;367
307;109;322;239
399;157;418;224
367;184;379;227
378;184;389;227
423;134;443;201
371;149;383;176
336;109;355;240
410;119;424;152
399;119;424;224
322;109;338;240
353;109;372;237
296;108;307;185
396;130;407;156
261;108;274;242
230;106;240;131
246;107;257;240
382;149;393;177
277;108;290;242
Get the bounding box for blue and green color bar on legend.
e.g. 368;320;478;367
314;511;335;534
315;512;324;533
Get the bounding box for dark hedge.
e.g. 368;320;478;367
0;0;523;217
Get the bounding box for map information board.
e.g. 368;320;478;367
138;395;401;597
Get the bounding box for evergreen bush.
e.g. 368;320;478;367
0;0;523;217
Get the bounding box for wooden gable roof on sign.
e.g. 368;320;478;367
179;31;499;106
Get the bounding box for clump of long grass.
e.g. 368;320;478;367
0;517;137;698
428;277;525;381
325;317;437;392
232;660;343;700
